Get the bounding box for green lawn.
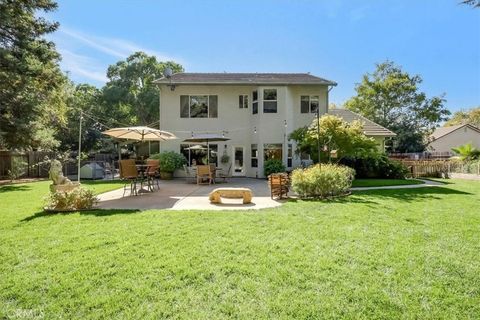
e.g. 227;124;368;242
1;179;479;319
352;178;425;188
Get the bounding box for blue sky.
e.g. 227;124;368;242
46;0;480;112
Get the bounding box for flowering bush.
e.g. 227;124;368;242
291;164;355;198
45;187;98;211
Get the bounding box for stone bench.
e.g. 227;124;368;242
209;187;253;204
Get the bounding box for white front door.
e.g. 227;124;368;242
232;146;245;176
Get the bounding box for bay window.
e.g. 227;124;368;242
252;91;258;114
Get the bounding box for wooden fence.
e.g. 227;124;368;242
0;151;55;179
397;159;480;178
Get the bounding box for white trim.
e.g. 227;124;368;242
232;145;246;176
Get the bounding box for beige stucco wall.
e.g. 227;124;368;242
157;84;328;178
428;126;480;153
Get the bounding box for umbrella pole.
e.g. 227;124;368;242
207;141;210;165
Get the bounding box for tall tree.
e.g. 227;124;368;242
102;52;183;127
59;83;105;152
345;61;450;153
460;0;480;8
0;0;68;150
444;107;480;128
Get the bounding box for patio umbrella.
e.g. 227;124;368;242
185;144;207;150
183;133;230;164
102;126;177;158
102;126;177;141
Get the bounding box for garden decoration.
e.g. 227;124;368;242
48;160;80;193
45;160;97;212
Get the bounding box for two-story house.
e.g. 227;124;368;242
154;72;394;178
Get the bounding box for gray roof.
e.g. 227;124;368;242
154;72;337;86
430;123;480;140
328;109;396;137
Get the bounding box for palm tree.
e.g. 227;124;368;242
452;143;480;160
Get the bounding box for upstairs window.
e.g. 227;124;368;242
239;95;248;109
252;91;258;114
263;89;277;113
180;95;218;118
300;95;320;114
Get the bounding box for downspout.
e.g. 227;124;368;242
326;84;335;113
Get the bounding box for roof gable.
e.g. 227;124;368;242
430;123;480;140
328;109;396;137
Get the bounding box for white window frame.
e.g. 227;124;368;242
252;90;258;114
263;88;278;113
300;95;320;114
239;94;248;109
183;95;218;118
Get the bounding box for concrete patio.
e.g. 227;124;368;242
97;178;285;211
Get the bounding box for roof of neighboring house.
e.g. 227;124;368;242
154;72;337;86
328;109;396;137
430;123;480;140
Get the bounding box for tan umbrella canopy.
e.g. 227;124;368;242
102;126;177;141
102;126;177;159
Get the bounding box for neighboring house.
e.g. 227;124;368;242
154;73;389;178
328;109;396;150
428;123;480;153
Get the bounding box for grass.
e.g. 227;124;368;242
1;179;479;319
352;178;425;188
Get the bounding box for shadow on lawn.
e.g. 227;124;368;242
0;184;32;193
346;186;472;203
289;186;473;206
21;209;140;222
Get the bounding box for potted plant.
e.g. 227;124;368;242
220;151;230;164
149;151;186;180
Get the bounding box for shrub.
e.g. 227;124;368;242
8;156;28;181
264;159;286;177
340;154;408;179
149;151;186;173
291;164;355;198
45;187;98;211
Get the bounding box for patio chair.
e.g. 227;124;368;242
217;163;232;182
183;165;196;184
104;161;118;180
145;159;160;190
197;165;214;185
119;159;140;196
209;164;217;183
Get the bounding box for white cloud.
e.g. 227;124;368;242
58;49;108;83
59;27;179;61
51;26;184;84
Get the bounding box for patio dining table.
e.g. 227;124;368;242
134;164;155;193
